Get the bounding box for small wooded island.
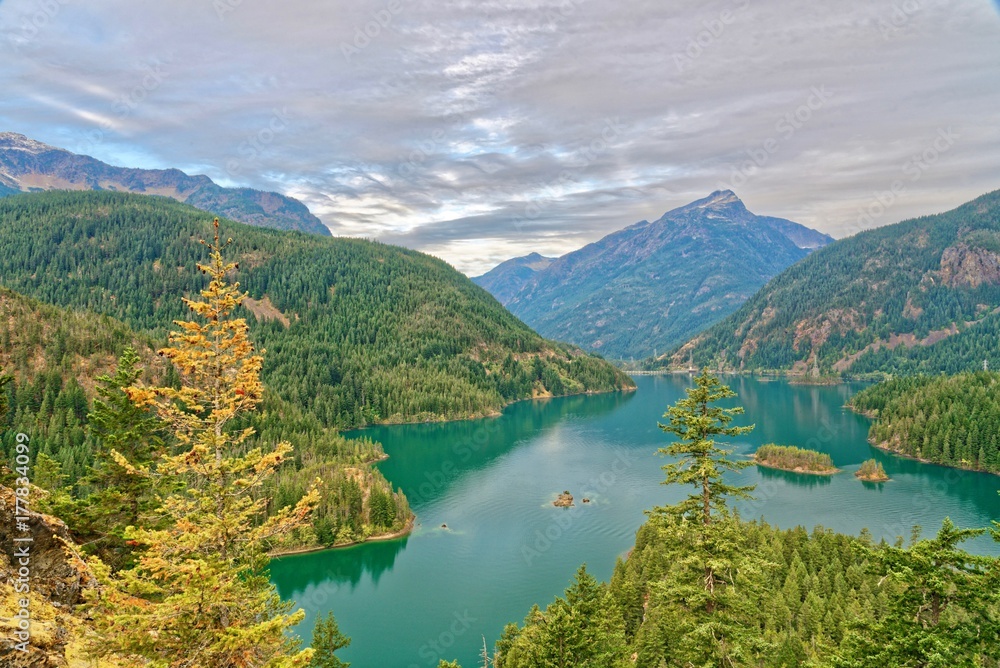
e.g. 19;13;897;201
754;444;839;475
855;458;890;482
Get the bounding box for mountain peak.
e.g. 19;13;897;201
689;189;742;209
475;191;831;360
0;132;58;155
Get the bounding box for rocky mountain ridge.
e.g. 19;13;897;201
668;189;1000;376
0;132;329;236
474;191;832;359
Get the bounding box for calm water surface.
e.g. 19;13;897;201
271;375;1000;668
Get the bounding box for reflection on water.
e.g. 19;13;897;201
271;536;408;599
860;480;887;492
361;389;635;506
756;465;834;488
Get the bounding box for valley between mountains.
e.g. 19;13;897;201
1;134;999;668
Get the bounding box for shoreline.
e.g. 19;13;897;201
754;458;840;476
269;515;416;559
347;384;637;433
847;404;1000;478
855;472;891;483
868;439;999;478
271;387;636;558
631;368;882;384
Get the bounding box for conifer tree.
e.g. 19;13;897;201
657;369;755;525
81;346;166;569
493;565;628;668
90;220;320;668
834;518;998;667
650;369;770;666
310;612;351;668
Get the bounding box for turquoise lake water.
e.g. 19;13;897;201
271;375;1000;668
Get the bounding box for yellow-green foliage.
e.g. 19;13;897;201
856;458;889;481
89;223;317;668
755;444;837;473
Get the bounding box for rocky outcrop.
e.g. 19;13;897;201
668;189;1000;375
554;491;574;508
937;243;1000;288
0;484;97;667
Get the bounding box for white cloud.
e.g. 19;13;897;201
1;0;998;274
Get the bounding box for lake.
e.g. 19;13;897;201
270;375;1000;668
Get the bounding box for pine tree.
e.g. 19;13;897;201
81;346;166;569
310;612;351;668
89;220;320;668
657;369;756;525
645;513;772;667
834;518;998;667
650;369;770;666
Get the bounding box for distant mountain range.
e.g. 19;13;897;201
668;189;1000;376
474;253;556;304
473;191;832;360
0;132;330;236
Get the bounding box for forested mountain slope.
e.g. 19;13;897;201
0;285;409;555
475;191;831;360
668;189;1000;375
0;191;632;429
0;132;330;235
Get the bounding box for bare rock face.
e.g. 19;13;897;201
0;485;97;667
938;243;1000;288
0;486;95;605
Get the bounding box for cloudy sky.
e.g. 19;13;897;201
1;0;999;274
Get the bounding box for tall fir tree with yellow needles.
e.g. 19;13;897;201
90;219;320;668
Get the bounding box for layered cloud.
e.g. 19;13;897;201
2;0;998;274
